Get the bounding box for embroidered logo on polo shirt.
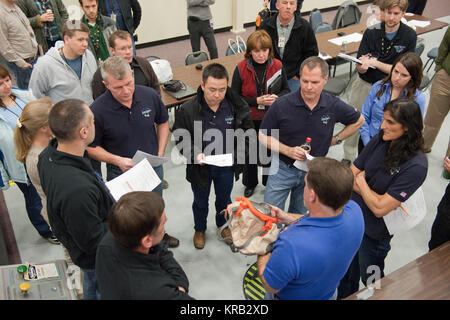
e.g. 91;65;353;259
141;107;151;117
389;167;400;175
321;115;330;125
394;45;406;53
225;115;234;125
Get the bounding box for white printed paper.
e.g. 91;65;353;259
383;187;427;235
105;159;161;201
406;19;431;29
293;153;315;172
319;52;333;60
267;69;282;89
328;32;363;46
338;53;376;69
132;150;168;167
200;154;233;167
24;263;59;280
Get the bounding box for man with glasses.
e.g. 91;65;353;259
92;30;159;99
341;0;416;164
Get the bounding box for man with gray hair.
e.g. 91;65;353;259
87;55;179;248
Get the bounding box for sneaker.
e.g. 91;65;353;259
193;231;206;249
46;235;60;245
163;233;179;248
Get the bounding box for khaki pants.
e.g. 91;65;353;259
423;69;450;153
342;75;373;161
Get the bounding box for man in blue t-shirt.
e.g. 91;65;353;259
257;157;364;300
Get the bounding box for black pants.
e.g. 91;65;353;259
243;120;270;188
429;183;450;251
187;18;218;59
407;0;427;15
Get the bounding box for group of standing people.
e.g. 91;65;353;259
0;0;448;301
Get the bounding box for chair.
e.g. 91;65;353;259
185;51;209;66
226;36;246;56
414;42;425;56
423;47;439;72
331;0;362;30
310;8;332;34
323;78;349;96
315;24;333;34
420;47;439;91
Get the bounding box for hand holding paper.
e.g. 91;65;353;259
105;159;161;201
199;154;233;167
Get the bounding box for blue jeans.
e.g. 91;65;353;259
287;77;300;93
15;181;53;238
106;163;164;196
337;233;393;299
264;158;307;214
83;269;100;300
191;165;234;232
7;58;36;89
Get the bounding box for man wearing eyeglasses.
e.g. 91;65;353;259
91;30;159;99
341;0;416;164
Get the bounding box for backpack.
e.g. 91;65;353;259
219;197;281;255
331;0;362;30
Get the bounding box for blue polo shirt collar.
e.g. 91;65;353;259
293;92;328;111
293;212;344;228
107;89;142;111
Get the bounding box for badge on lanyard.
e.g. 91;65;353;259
278;37;286;48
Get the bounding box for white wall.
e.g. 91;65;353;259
62;0;367;45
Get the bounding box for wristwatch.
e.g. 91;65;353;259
334;135;343;145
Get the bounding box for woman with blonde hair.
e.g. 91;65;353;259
0;65;58;244
14;97;53;224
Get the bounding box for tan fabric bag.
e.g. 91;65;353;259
219;197;281;256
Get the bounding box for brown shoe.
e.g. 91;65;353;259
220;227;233;245
163;233;179;248
193;231;206;249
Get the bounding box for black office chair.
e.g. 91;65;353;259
185;51;209;65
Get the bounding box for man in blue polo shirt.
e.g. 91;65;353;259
259;56;364;214
87;55;179;248
257;157;364;300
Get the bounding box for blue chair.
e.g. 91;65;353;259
424;47;438;72
315;24;332;34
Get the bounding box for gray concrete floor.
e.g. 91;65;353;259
3;16;450;300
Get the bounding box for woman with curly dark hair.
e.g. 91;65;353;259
338;98;428;299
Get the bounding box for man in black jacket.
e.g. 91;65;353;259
96;191;194;300
38;99;114;300
172;63;254;249
261;0;318;92
98;0;141;52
